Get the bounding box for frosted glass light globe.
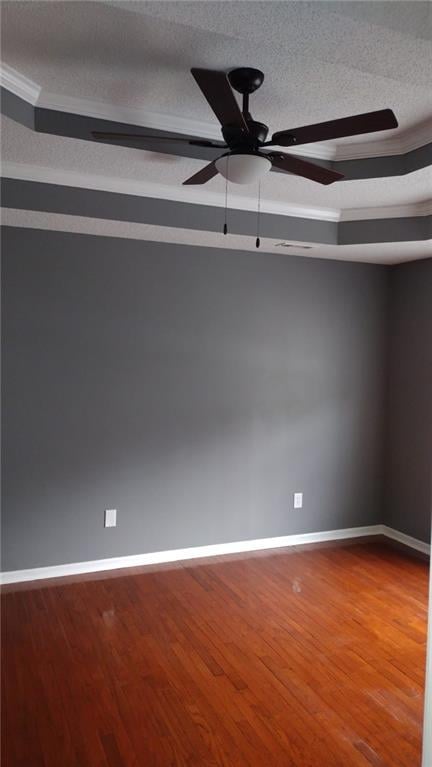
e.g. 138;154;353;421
215;153;272;185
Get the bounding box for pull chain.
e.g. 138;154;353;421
256;180;261;248
223;157;229;235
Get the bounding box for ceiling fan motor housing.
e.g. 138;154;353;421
222;120;269;150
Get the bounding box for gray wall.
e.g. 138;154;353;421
1;227;388;570
385;259;432;543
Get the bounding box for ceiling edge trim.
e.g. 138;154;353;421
1;62;431;162
341;200;432;221
0;63;40;105
1;162;340;222
2;213;431;266
2;177;431;248
0;177;338;245
2;162;431;223
30;93;432;161
1;208;324;257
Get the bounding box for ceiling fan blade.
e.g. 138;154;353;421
270;152;344;185
183;162;218;185
190;140;227;148
92;131;224;148
191;68;248;133
270;109;398;147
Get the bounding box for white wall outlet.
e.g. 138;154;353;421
293;492;303;510
104;509;117;528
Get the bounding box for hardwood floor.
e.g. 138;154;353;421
2;540;429;766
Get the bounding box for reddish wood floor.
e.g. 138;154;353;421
2;540;429;767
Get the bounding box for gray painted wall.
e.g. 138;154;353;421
1;227;388;570
385;259;432;543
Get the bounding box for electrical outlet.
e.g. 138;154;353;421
293;492;303;509
104;509;117;528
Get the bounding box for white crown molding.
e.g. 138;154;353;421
1;62;431;162
0;62;40;105
1;208;321;252
0;161;340;221
0;525;429;584
3;161;431;224
341;199;432;222
38;89;223;144
329;120;432;161
4;209;431;266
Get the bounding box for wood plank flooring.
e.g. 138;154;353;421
1;540;429;766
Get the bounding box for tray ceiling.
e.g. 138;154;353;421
0;0;431;264
1;0;431;146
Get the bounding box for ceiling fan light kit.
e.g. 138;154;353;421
215;153;272;184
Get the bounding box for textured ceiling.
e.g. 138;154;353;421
1;0;431;263
2;114;431;215
1;0;431;144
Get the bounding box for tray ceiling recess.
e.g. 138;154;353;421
0;0;431;263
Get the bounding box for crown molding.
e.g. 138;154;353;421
329;122;432;162
37;89;223;145
1;62;431;163
0;161;341;221
3;161;431;225
0;62;40;105
3;207;431;265
35;89;335;160
341;199;432;221
0;208;324;254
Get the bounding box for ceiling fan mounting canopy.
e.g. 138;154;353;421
92;65;398;187
227;67;265;95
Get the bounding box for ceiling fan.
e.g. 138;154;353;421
92;67;398;187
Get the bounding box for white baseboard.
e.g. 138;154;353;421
0;524;429;585
381;525;431;556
